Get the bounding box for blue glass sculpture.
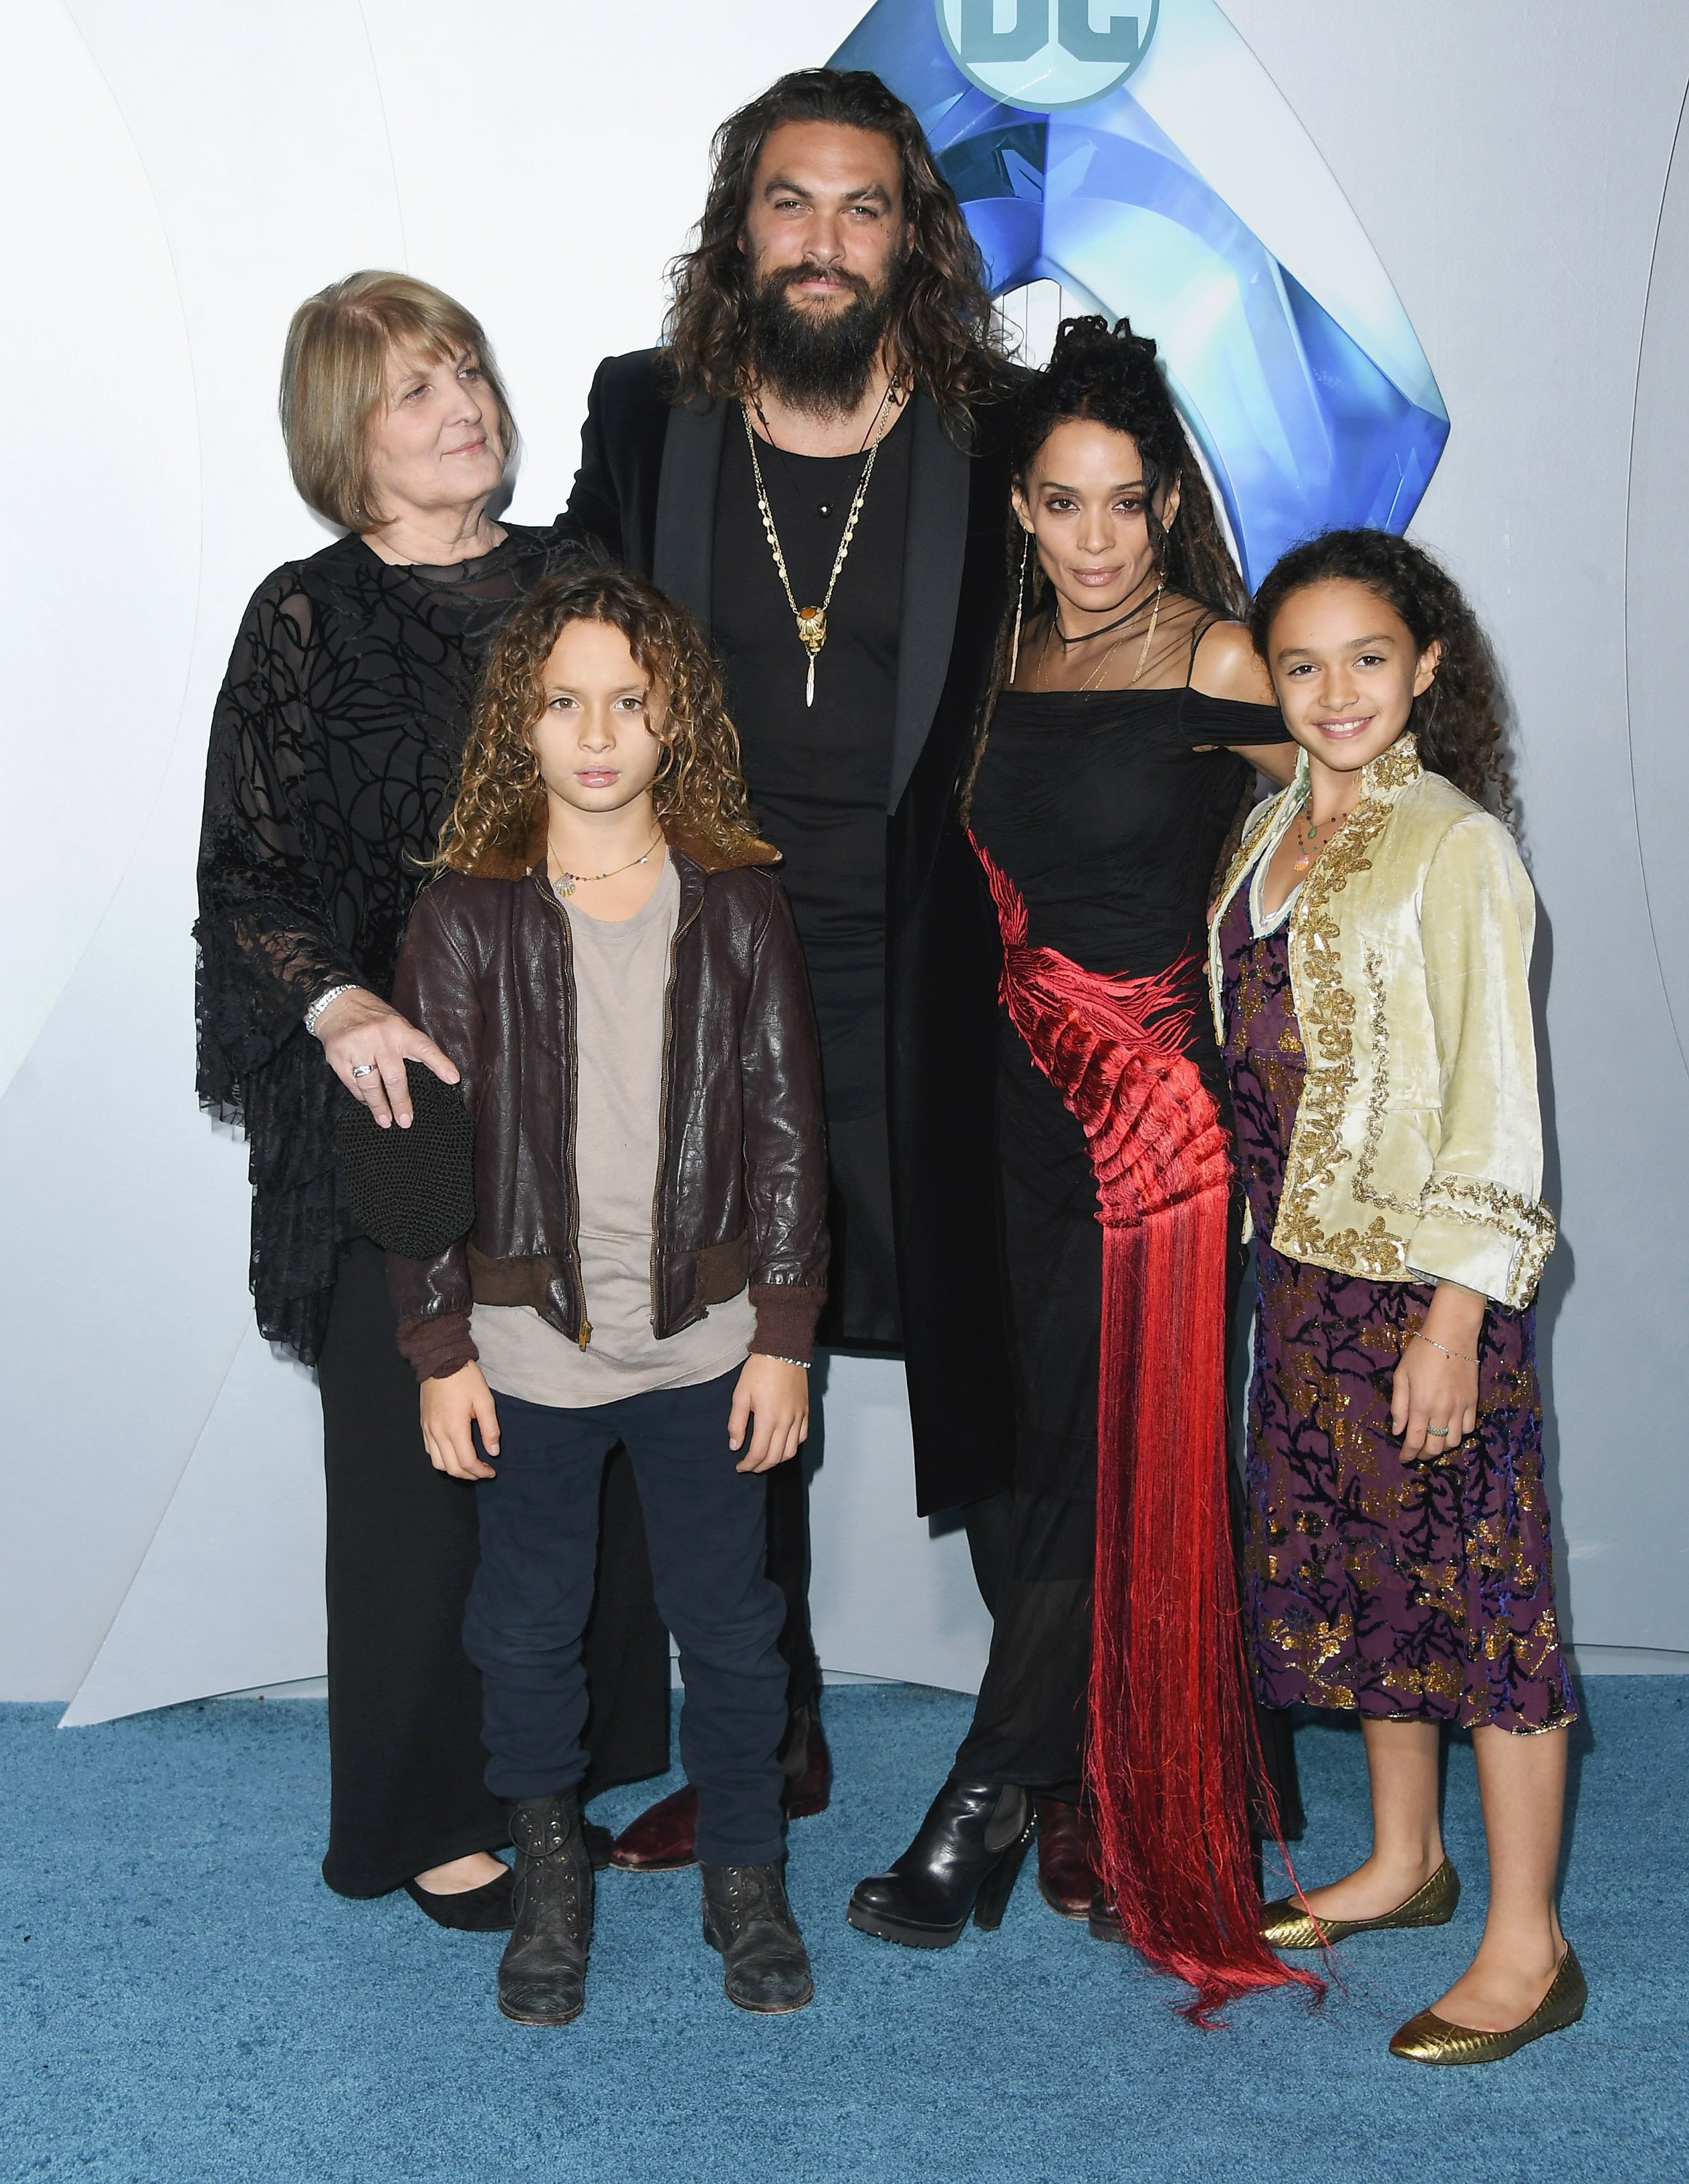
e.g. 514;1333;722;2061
831;0;1448;586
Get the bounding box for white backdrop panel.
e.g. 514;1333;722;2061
2;1;1686;1716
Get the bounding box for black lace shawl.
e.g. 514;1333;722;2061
195;522;586;1362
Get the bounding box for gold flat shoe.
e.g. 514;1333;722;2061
1390;1945;1586;2066
1259;1857;1460;1949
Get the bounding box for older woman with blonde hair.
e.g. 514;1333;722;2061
195;272;667;1922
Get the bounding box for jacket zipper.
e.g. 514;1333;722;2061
539;874;591;1347
652;881;705;1326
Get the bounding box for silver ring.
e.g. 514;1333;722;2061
1427;1425;1450;1437
351;1063;376;1080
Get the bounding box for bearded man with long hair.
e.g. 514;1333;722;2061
566;67;1022;1870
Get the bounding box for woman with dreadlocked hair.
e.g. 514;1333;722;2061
848;319;1311;2022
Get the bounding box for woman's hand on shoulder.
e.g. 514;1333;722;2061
729;1355;810;1473
312;986;459;1127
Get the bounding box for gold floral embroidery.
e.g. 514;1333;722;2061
1418;1171;1558;1301
1382;1659;1462;1703
1480;1608;1562;1682
1354;943;1423;1217
1358;735;1424;796
1273;780;1402;1273
1263;1613;1353;1680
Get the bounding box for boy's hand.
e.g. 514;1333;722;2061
421;1362;500;1481
729;1356;810;1474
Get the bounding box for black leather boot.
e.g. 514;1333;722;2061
700;1863;814;2013
847;1777;1034;1947
497;1792;593;2025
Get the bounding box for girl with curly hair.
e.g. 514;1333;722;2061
388;563;829;2025
1210;529;1580;2063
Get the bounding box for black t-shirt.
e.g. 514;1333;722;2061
711;404;911;1121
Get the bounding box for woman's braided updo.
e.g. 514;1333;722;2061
1008;316;1245;620
961;316;1247;818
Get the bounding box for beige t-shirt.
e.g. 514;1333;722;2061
472;855;755;1405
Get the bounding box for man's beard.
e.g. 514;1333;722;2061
746;255;906;418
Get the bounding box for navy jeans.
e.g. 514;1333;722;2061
463;1372;788;1867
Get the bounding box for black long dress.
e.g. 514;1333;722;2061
196;526;669;1896
957;664;1302;1832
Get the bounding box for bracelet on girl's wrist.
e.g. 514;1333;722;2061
304;982;357;1038
1412;1332;1479;1366
764;1356;810;1369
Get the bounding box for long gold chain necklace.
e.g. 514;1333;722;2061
742;383;899;708
549;827;663;898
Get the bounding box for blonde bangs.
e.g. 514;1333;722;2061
279;270;518;532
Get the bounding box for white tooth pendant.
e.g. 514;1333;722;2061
796;604;826;709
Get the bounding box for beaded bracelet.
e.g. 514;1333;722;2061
1412;1332;1479;1366
764;1356;810;1369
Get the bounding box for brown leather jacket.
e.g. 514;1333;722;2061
387;834;828;1381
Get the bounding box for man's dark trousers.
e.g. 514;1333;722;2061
464;1374;788;1867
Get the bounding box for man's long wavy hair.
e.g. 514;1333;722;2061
435;562;770;877
664;68;1000;434
1249;530;1515;822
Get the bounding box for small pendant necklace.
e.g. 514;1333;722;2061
550;828;663;898
743;381;899;708
1289;804;1350;875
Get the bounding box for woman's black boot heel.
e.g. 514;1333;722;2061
970;1815;1035;1932
847;1778;1032;1948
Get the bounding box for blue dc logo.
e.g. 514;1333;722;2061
936;0;1160;111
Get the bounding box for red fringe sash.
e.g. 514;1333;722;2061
975;836;1318;2022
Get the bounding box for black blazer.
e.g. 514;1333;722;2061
567;352;1016;1511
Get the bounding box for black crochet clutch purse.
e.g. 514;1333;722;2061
333;1061;475;1259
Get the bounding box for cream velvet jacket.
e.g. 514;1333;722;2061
1207;734;1555;1309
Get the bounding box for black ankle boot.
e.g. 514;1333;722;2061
498;1792;593;2025
700;1863;814;2013
847;1777;1034;1948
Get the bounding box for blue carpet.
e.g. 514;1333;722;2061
1;1682;1684;2183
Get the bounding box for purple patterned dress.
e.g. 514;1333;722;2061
1217;869;1576;1733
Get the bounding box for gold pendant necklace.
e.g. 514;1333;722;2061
743;384;898;708
550;828;663;898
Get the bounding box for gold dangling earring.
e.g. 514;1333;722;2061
1010;530;1029;683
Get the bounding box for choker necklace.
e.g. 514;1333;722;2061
1039;583;1166;692
1078;583;1165;692
743;381;899;708
549;828;663;898
1051;587;1162;646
